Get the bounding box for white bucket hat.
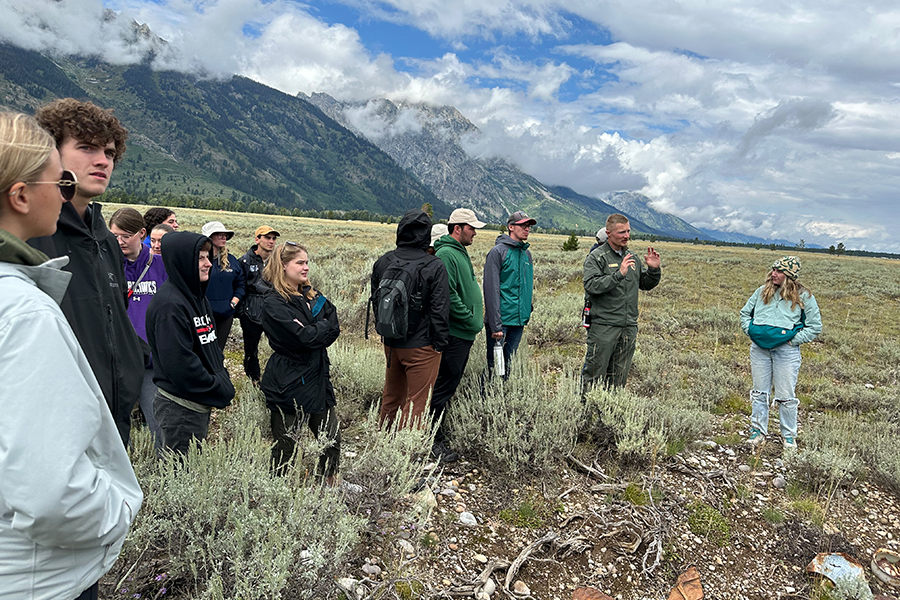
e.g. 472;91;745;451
201;221;234;240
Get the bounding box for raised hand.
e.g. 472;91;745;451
645;247;661;269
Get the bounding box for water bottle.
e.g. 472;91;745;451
493;340;505;378
582;300;592;328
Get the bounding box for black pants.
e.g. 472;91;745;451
429;335;474;444
270;406;341;478
154;392;211;456
239;315;264;382
74;582;98;600
214;314;234;352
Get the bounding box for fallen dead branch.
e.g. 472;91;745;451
503;531;559;596
566;454;611;481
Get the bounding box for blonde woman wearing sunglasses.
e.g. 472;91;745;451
0;112;142;600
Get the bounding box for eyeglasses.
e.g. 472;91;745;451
515;223;532;229
24;170;78;201
112;231;139;242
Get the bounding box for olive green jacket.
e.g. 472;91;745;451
583;242;660;327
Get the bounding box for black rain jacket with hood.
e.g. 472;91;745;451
370;209;450;352
146;232;235;408
28;201;144;444
238;244;271;325
260;286;340;415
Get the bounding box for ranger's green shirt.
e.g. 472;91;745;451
583;242;660;327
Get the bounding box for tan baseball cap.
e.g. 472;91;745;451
448;208;486;228
254;225;280;237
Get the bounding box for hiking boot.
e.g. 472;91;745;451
747;429;766;447
783;436;797;450
431;441;459;464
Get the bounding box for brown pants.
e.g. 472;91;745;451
380;345;442;430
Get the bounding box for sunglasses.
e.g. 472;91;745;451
24;170;78;201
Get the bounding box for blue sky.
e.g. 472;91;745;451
4;0;900;251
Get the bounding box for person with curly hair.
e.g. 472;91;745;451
142;206;178;248
740;256;822;450
28;99;144;447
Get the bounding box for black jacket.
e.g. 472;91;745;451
260;287;340;415
28;201;144;444
146;232;235;408
370;209;450;352
237;245;271;324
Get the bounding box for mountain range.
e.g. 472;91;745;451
0;42;446;217
2;33;747;241
302;93;716;238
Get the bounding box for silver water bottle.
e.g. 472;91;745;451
493;340;505;378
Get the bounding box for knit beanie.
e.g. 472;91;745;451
772;256;801;280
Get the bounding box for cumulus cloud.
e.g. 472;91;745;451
737;98;836;158
341;0;568;39
0;0;172;65
344;101;423;140
5;0;900;250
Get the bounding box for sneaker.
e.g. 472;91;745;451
783;437;797;450
747;429;766;447
431;441;459;464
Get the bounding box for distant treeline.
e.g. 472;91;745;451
106;191;898;259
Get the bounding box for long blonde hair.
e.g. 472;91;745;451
264;242;318;301
761;272;807;310
215;244;232;271
0;113;55;198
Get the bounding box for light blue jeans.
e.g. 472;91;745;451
749;342;801;439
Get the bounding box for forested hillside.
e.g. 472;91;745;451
0;43;448;216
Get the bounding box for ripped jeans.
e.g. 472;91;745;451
749;341;801;439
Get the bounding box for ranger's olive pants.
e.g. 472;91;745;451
581;323;638;396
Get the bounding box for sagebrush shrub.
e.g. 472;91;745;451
447;340;581;475
582;387;712;463
121;388;362;600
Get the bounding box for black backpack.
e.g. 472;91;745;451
367;254;429;341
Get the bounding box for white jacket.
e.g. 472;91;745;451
0;257;143;600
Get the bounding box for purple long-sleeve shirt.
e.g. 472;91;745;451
124;244;168;341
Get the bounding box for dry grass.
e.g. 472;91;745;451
105;203;900;597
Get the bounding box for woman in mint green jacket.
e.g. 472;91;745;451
740;256;821;450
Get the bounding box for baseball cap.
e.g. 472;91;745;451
255;225;280;237
448;208;486;228
507;211;536;227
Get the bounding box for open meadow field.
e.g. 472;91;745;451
103;204;900;600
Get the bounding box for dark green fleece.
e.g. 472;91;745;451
434;234;483;341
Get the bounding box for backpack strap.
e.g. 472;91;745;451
127;253;154;300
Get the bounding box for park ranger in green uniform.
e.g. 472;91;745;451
582;214;661;395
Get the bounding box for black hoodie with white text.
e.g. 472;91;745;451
146;232;235;408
